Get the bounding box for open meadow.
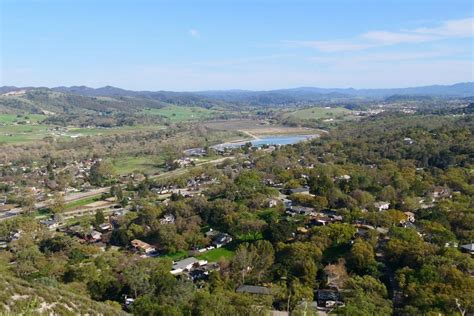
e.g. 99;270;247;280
144;105;222;122
284;106;353;121
0;113;165;144
204;119;323;137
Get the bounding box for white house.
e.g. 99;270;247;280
160;214;175;225
374;201;390;211
171;257;208;275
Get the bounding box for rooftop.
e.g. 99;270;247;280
172;257;199;270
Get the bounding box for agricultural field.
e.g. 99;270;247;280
0;114;47;124
0;124;51;144
0;120;164;145
64;125;164;137
284;106;353;120
109;155;165;175
0;114;49;143
204;119;323;137
144;105;221;122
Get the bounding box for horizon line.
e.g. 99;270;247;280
1;81;473;93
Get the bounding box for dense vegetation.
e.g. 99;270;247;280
0;109;472;315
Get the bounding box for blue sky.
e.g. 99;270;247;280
1;0;473;90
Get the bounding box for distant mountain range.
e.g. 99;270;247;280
195;82;474;100
0;82;472;114
2;82;473;99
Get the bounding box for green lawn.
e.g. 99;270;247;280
65;195;102;210
0;123;164;145
109;155;165;175
0;124;52;144
196;247;235;261
144;105;219;122
163;251;188;261
286;107;352;120
0;114;46;124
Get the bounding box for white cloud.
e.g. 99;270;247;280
286;17;474;52
361;31;437;45
414;17;474;37
308;49;464;64
188;28;199;38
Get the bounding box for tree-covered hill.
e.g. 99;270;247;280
1;82;473;114
0;89;172;115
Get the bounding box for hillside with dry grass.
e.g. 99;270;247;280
0;274;127;315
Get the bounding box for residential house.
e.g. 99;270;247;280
286;206;315;217
432;187;451;199
131;239;156;255
160;214;175;225
460;243;474;256
310;217;334;226
124;296;135;308
188;263;220;281
282;198;292;209
376;227;389;235
268;199;279;208
9;230;22;241
374;201;390;211
89;230;102;242
321;209;343;221
354;224;375;238
40;219;59;231
336;175;351;181
404;211;415;223
212;233;233;248
98;223;112;232
183;148;206;157
323;263;348;290
287;187;311;195
171;257;208;275
173;157;194;168
316;290;343;309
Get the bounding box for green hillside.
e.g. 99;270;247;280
144;105;221;122
0;89;168;115
285;106;352;120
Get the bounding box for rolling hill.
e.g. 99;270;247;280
0;82;472;114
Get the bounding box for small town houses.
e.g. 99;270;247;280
131;239;157;256
170;257;208;275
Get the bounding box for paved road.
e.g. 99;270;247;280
2;155;235;220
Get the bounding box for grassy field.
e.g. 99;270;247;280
65;195;102;210
0;122;164;145
109;155;165;175
196;247;235;261
285;107;352;120
163;250;188;261
0;124;51;144
65;125;163;137
0;114;47;124
144;105;219;122
204;119;322;137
